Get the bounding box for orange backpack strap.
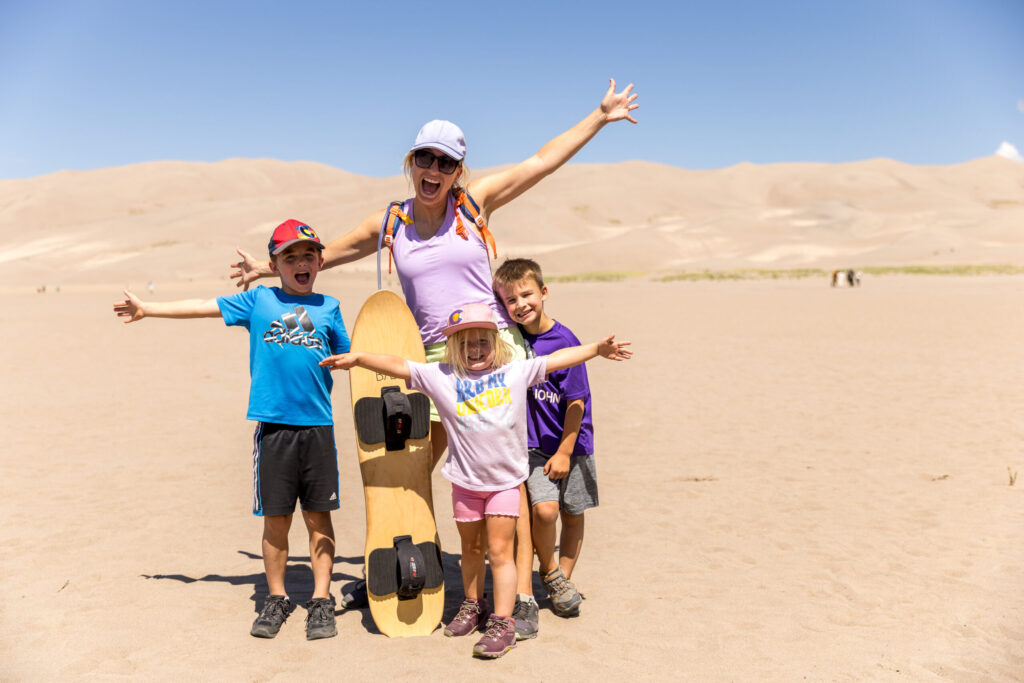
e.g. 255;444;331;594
376;201;411;290
453;189;497;259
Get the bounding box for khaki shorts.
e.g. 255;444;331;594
423;326;527;422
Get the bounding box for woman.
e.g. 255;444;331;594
231;78;638;636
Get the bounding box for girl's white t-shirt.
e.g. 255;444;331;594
408;357;547;491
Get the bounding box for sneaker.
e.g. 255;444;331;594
542;567;582;617
443;597;488;637
250;595;291;638
472;615;517;658
339;579;368;609
304;597;338;640
512;595;539;640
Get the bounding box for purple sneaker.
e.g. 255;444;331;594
472;615;517;658
444;597;488;637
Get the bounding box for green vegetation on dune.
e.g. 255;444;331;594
544;264;1024;283
658;268;827;282
858;264;1024;276
548;264;1024;282
547;271;643;283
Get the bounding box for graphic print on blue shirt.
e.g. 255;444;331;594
263;305;324;349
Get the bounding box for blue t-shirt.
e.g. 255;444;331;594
521;320;594;456
217;286;350;426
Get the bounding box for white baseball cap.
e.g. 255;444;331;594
410;120;466;161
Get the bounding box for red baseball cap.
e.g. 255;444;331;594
268;219;325;256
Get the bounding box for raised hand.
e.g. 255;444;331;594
601;78;639;124
113;290;146;323
229;248;270;290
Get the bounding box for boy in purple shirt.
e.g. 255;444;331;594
493;258;599;622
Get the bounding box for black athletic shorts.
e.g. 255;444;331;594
251;423;340;517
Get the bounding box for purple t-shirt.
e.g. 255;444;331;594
391;196;513;345
522;320;594;456
408;357;547;491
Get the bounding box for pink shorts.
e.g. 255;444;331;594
451;483;521;522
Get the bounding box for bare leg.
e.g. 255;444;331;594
485;515;518;618
456;520;487;600
531;501;560;574
514;483;535;595
262;514;292;596
557;512;585;579
303;510;335;600
430;422;448;470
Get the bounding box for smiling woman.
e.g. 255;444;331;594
231;78;639;466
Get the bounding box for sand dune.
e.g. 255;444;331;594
2;156;1022;288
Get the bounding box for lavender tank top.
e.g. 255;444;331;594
391;196;512;344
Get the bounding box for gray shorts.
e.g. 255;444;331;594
524;448;599;515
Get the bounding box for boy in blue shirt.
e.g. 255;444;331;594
493;258;599;632
114;220;351;640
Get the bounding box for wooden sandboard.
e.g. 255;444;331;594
348;290;443;637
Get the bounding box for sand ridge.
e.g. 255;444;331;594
2;156;1023;289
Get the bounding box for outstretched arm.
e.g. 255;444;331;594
471;78;639;216
544;334;632;374
319;351;411;381
113;290;221;323
229;210;386;290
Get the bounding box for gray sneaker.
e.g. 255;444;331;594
304;597;338;640
512;596;539;640
250;595;291;638
542;567;582;617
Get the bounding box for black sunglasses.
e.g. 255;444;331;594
413;149;460;175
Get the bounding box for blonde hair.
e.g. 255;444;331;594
403;151;470;195
443;327;515;377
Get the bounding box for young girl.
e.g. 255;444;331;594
320;302;631;658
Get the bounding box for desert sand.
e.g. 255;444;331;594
1;159;1023;680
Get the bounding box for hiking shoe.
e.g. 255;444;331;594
339;579;368;609
443;597;488;637
304;597;338;640
250;595;291;638
512;595;539;640
543;567;582;617
472;615;517;658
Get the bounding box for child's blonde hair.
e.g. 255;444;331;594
443;327;516;377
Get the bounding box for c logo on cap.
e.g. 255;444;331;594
298;225;318;240
448;310;463;326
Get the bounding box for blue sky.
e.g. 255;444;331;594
1;0;1022;179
